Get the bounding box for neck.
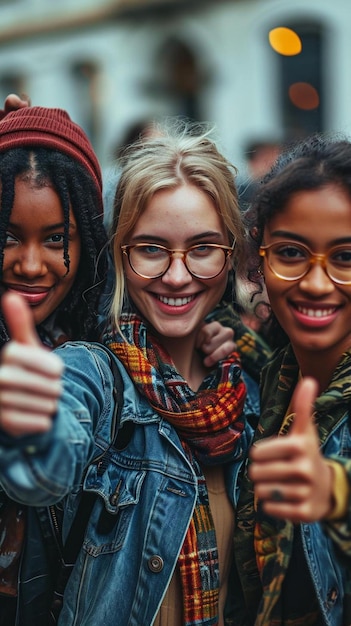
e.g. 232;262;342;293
161;335;210;391
292;346;343;393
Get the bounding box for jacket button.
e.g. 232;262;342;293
327;587;338;603
148;555;164;572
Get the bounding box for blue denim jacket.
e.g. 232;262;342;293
0;342;257;626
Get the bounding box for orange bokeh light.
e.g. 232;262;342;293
288;82;320;110
269;27;302;56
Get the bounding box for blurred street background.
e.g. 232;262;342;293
0;0;347;183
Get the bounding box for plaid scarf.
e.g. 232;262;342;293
104;313;247;626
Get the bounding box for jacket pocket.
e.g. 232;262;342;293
81;467;146;557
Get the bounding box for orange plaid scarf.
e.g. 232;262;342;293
104;313;247;625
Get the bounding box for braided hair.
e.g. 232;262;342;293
0;147;108;346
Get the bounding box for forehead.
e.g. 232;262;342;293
131;184;225;242
265;185;351;247
13;178;60;204
4;178;77;227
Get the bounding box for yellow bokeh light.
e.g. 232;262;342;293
269;27;302;56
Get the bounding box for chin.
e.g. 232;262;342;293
154;321;194;338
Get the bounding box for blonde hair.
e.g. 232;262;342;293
109;119;244;329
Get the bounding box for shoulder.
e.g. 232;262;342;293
55;340;113;363
54;341;119;389
54;341;136;401
55;339;108;364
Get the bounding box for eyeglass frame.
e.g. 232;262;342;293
259;240;351;285
121;241;235;280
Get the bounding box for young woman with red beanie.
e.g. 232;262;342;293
0;103;107;345
0;102;109;625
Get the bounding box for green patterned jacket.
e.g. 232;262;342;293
226;343;351;626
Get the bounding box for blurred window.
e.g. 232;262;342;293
70;60;100;148
151;37;205;121
0;74;25;105
279;22;323;138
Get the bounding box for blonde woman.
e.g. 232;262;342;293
0;121;258;626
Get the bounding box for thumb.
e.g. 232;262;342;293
290;376;318;435
2;292;41;346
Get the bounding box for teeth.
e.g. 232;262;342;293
297;306;335;318
158;295;193;306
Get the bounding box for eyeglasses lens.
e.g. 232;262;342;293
267;243;351;284
129;245;228;279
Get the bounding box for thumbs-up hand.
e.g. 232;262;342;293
249;377;334;523
0;292;63;437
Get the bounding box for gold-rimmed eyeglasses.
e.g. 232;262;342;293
259;241;351;285
121;242;235;280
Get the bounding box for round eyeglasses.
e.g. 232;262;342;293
121;242;235;280
259;241;351;285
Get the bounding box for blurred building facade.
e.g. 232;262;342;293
0;0;347;174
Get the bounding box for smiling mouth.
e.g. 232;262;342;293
295;304;338;318
6;286;51;306
157;295;195;306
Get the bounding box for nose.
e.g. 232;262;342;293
13;244;48;279
299;261;335;295
161;256;192;287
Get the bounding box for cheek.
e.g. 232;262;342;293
263;267;278;295
2;250;12;272
62;241;81;282
262;272;286;309
207;270;231;304
54;270;78;307
124;271;148;301
2;244;24;266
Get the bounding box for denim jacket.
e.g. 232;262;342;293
0;341;257;626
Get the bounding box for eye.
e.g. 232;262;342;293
189;244;214;257
46;234;64;245
330;247;351;266
5;232;18;246
136;244;167;258
273;243;307;262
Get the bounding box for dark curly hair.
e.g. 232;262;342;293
244;133;351;348
0;147;108;345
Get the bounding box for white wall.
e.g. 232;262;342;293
0;0;350;179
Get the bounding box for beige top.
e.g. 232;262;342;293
153;465;235;626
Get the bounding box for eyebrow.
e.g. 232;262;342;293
8;221;78;233
130;231;225;245
270;230;351;246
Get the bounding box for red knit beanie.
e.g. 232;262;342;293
0;106;102;196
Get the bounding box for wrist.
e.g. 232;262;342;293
324;459;349;520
